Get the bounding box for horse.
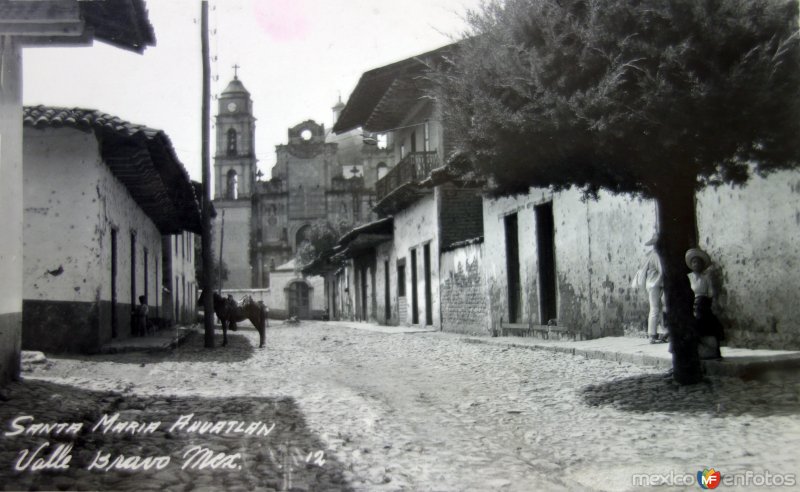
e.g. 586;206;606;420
198;290;268;348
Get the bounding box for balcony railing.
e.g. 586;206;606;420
375;151;439;203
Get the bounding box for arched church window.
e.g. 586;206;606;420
226;169;238;199
227;128;237;156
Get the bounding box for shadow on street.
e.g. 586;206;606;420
580;372;800;417
0;379;352;491
56;331;258;365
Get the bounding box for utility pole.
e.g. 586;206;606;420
200;0;214;348
217;209;225;294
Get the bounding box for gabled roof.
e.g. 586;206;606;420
333;43;456;134
0;0;155;53
24;106;202;234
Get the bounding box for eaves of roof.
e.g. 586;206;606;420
79;0;155;53
0;0;155;53
333;43;456;134
337;217;394;247
24;106;201;234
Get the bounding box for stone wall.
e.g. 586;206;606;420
440;241;488;335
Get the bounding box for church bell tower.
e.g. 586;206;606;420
214;67;256;199
212;68;258;289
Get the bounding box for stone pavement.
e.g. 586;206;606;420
322;320;438;335
244;318;800;379
2;320;799;491
100;319;800;379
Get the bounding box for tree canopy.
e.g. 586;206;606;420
433;0;800;197
294;219;353;269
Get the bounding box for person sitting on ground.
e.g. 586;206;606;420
685;248;725;360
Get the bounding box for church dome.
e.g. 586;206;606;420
221;77;250;97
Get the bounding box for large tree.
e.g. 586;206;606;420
432;0;800;384
294;219;353;269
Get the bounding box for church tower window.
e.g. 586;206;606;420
227;128;237;156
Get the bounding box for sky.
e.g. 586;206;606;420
22;0;482;183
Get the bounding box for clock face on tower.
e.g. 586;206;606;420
227;102;237;113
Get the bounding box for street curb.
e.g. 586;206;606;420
461;337;800;378
462;337;672;372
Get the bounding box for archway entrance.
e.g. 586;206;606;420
287;281;310;319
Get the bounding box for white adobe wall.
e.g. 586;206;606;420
23;127;162;351
169;232;198;324
213;201;252;289
393;192;440;328
374;241;396;325
266;269;324;319
482;175;800;349
482;188;654;339
696;171;800;348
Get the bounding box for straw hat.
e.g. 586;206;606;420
685;248;710;269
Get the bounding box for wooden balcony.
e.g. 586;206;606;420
375;151;439;204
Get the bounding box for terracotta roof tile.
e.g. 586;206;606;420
23;106;202;234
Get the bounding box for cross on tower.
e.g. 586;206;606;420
233;64;240;79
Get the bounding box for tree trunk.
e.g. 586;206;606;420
654;184;703;385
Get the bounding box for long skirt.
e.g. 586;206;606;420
694;296;724;359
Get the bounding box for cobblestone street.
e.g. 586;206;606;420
2;321;800;491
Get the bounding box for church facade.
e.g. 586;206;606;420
212;76;394;316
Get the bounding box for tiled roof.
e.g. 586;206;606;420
25;106;156;137
24;106;202;235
